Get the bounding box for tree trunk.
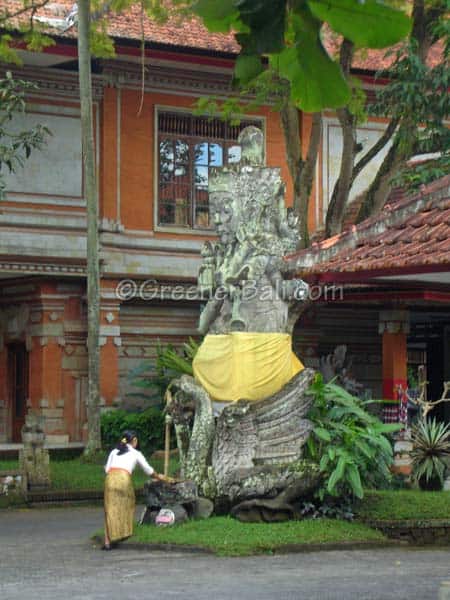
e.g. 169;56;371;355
280;100;321;249
325;106;356;236
325;40;356;237
356;137;407;223
78;0;101;455
356;0;437;224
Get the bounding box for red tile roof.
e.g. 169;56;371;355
3;0;239;54
1;1;443;69
287;176;450;278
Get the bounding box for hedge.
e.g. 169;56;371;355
101;407;165;456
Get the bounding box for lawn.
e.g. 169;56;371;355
0;455;178;491
355;489;450;521
130;516;386;556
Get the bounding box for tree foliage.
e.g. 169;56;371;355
193;0;411;112
0;71;50;197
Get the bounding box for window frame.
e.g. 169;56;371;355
154;105;266;234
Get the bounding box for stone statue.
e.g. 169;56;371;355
19;413;51;490
165;127;317;521
319;345;364;397
198;127;308;336
198;240;217;298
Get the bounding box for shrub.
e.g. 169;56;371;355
410;417;450;490
306;374;401;500
101;407;165;456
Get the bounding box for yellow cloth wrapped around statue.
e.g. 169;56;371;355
192;332;303;402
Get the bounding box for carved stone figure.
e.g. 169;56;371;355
198;241;217;298
166;127;316;518
19;412;51;490
319;345;364;396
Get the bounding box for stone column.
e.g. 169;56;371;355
379;310;409;422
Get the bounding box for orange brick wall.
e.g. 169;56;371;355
100;89;297;237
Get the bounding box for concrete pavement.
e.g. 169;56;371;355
1;506;450;599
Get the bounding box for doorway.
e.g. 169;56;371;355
8;343;29;442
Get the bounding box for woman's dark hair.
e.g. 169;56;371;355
116;430;138;455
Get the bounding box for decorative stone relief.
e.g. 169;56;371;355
19;413;51;490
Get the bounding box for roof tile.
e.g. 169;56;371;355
291;176;450;276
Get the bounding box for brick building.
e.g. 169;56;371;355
0;2;447;443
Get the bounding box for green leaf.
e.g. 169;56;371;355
272;44;349;111
193;0;243;32
307;0;411;49
327;455;347;494
234;54;264;84
346;463;364;498
271;7;350;111
235;0;287;54
319;454;330;471
313;426;332;442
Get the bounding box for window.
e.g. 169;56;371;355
157;110;262;229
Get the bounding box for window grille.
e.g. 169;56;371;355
157;110;262;229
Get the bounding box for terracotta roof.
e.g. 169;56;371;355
287;176;450;278
3;0;239;54
1;1;443;69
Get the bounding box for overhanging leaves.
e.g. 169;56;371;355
193;0;243;32
307;0;412;49
271;10;350;111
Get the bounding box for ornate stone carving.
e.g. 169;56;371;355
166;127;316;516
19;413;51;490
198;126;308;336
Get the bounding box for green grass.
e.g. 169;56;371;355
0;456;178;491
356;490;450;521
0;459;19;471
129;516;386;556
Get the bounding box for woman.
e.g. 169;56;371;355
103;430;167;550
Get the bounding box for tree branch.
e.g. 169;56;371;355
324;39;356;237
297;111;322;248
0;0;52;24
351;117;399;184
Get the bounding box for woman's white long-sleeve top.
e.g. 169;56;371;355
104;445;154;476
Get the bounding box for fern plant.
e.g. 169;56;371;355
306;374;401;500
410;418;450;491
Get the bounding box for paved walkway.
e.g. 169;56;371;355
1;506;450;600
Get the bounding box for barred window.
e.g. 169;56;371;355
157;110;262;229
